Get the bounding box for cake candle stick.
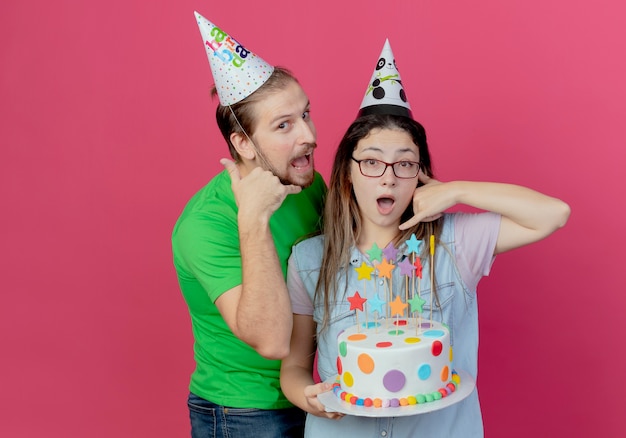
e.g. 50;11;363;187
397;257;415;312
429;234;435;324
385;279;391;329
363;282;369;329
408;291;426;336
410;255;415;313
382;242;399;323
379;266;388;327
354;261;375;330
376;257;395;327
374;271;386;333
366;242;383;329
396;286;406;331
411;256;416;329
412;255;417;309
387;278;391;327
405;275;409;307
389;296;408;335
414;256;423;333
414;310;419;332
375;308;379;334
415;276;419;336
368;293;385;334
364;283;368;329
387;278;393;325
403;234;422;318
375;281;380;333
417;276;421;334
348;291;367;333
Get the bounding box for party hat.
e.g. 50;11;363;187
194;12;274;106
358;39;412;118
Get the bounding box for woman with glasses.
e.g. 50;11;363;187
280;112;570;437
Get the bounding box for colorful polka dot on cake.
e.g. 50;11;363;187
431;340;443;356
440;365;449;381
418;363;431;380
339;342;347;356
383;370;406;392
357;353;375;374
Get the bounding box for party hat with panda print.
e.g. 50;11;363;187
358;39;412;119
194;12;274;106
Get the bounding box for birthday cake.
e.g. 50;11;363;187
332;318;460;408
328;234;462;409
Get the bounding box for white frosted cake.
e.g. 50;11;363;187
332;318;460;408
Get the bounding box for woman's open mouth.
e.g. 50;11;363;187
377;196;395;215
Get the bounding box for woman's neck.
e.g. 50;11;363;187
356;223;400;254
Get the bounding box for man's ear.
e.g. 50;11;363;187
230;132;256;160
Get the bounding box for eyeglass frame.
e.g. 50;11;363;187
351;156;422;179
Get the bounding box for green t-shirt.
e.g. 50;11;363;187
172;170;326;409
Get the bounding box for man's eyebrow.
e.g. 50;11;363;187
268;100;311;125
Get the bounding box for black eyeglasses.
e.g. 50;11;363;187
351;157;421;179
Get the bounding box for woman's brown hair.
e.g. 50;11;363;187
316;113;444;331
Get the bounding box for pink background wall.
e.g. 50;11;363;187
2;0;625;436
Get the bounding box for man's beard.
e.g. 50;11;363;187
254;144;316;188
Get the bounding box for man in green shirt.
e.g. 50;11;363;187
172;13;326;437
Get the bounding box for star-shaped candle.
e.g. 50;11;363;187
405;234;423;255
348;291;368;332
408;294;426;334
366;242;383;263
355;261;375;281
367;293;386;315
389;295;408;317
382;242;399;262
397;258;416;277
348;291;367;312
414;257;423;279
368;292;386;332
408;294;426;314
376;258;395;279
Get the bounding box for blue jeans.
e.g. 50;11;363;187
188;393;305;438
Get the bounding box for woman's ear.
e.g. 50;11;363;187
230;132;256;160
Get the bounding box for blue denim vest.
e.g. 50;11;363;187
290;214;484;437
